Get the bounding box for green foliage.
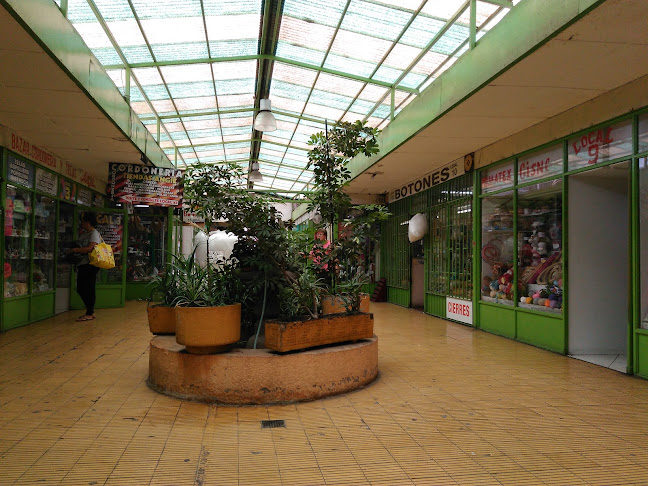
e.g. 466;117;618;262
278;269;326;321
147;255;181;307
336;272;371;314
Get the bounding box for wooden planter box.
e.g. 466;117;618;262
265;312;373;352
321;293;370;315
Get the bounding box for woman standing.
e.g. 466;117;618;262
70;212;101;321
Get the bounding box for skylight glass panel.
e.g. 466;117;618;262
272;63;319;90
433;25;469;56
208;40;258;58
476;2;500;27
225;146;251;156
187;128;222;139
73;22;114;49
213;79;256;96
183;118;221;131
270;96;307;116
141;17;206;45
204;14;261;41
106;19;148;50
278;15;335;55
160;64;213;84
355;85;389;104
342;1;411;41
212;61;256;80
215;95;255;109
302;102;345;122
323;53;375;79
222;134;250;143
314;73;365;99
329;30;392;65
162;122;184;133
275;43;328;68
282;0;348;29
132;67;164;85
131;101;154;115
421;0;468;21
309;88;355;112
399;16;447;50
220;126;250;136
219;115;254;128
67;0;99;23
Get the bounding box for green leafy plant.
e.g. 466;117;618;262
336;271;371;314
147;257;181;307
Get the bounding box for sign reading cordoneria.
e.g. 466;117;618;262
108;163;184;207
388;158;465;202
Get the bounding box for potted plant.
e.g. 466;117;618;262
172;247;248;354
264;121;385;352
146;259;180;334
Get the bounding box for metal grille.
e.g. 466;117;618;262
382;210;410;290
261;420;286;428
426;174;473;300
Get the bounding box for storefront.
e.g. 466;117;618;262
380;106;648;378
1;149;124;330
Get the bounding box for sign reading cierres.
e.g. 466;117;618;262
446;297;473;325
109;163;184;207
389;159;464;202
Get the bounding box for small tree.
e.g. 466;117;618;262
306;120;382;291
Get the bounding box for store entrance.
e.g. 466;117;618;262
568;161;630;372
56;202;75;314
411;240;425;309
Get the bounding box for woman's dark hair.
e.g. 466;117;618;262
81;211;98;228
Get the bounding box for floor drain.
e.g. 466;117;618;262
261;420;285;428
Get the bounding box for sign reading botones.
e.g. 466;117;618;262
108;163;184;207
389;159;465;202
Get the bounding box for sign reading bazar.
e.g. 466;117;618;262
0;125;100;190
108;163;184;207
446;297;472;325
388;159;464;202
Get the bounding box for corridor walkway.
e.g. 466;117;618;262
1;302;648;486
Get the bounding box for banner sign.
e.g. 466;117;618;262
59;179;76;202
108;163;183;207
0;126;101;190
389;158;465;202
446;297;473;325
77;187;92;207
7;154;34;188
35;168;58;195
93;193;105;208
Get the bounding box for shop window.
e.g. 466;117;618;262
4;185;32;297
480;191;514;305
640;158;648;329
127;209;168;282
517;180;563;313
639;114;648;153
428;207;447;294
568;120;632;171
33;195;56;293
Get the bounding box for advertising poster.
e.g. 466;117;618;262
35;168;58;196
7;154;34;188
108;163;183;207
59;179;76;202
77;187;92;207
96;212;123;255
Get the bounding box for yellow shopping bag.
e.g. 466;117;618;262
89;241;115;269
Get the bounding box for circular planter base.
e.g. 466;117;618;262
148;335;378;405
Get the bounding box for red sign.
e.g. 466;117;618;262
480;162;514;193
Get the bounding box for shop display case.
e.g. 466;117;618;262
480;191;514;305
4;185;32;298
516;180;563;313
33;195;56;293
126;210;167;282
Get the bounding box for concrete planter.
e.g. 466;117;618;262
147;305;176;335
265;312;373;352
175;303;241;354
321;293;370;315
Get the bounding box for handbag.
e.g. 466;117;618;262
89;236;115;269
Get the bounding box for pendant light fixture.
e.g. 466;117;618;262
254;99;277;132
249;161;263;182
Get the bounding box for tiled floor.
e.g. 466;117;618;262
2;301;648;486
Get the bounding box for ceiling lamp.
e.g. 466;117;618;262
249;161;263;182
254;98;277;132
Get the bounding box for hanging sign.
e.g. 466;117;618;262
77;187;92;206
518;145;563;183
59;179;76;202
389;158;465;202
446;297;473;325
35;168;58;195
7;154;34;188
568;120;632;170
108;163;184;207
480;161;514;193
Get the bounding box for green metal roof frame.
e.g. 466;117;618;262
37;0;521;197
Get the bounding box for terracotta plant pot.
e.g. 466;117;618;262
321;293;370;315
175;303;241;354
147;305;176;335
265;312;374;352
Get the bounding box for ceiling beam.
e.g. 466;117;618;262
103;55;419;94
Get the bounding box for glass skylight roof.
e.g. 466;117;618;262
60;0;523;196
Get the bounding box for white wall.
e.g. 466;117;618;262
273;202;294;222
568;166;629;355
